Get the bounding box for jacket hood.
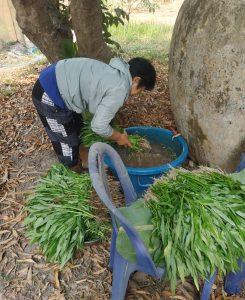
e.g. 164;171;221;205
109;58;132;87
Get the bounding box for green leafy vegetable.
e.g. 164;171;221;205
24;164;108;267
80;112;115;147
127;134;151;152
116;168;245;292
80;111;150;152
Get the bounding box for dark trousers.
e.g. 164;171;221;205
32;80;83;167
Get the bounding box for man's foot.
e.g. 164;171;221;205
79;145;89;169
70;162;84;174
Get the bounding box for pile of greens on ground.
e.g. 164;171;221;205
116;168;245;292
24;164;108;267
80;111;150;152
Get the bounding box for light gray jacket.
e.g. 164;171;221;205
55;57;132;137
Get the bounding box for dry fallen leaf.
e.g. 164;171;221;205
17;258;37;264
2;239;17;250
48;290;65;300
162;291;173;299
54;269;60;290
93;268;107;276
0;168;9;186
178;287;194;300
0;237;13;246
17;267;29;277
26;266;32;285
0;230;10;236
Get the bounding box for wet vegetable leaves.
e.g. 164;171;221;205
80;111;149;152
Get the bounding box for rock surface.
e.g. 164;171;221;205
169;0;245;172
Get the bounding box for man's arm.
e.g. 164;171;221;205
90;92;131;147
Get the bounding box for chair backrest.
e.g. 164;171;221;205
88;142;161;276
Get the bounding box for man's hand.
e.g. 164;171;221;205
117;133;132;147
109;130;132;147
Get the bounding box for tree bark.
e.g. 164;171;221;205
51;0;60;10
70;0;112;63
12;0;72;62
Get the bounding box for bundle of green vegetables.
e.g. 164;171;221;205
24;164;108;267
80;111;150;152
116;168;245;292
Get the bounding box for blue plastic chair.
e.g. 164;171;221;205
224;153;245;295
88;142;218;300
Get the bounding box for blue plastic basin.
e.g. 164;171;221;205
105;126;189;196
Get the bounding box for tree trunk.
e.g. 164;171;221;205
51;0;60;10
169;0;245;172
12;0;72;62
70;0;112;63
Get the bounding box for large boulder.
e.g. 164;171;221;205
169;0;245;172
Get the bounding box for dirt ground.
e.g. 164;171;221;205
1;60;243;300
131;0;184;25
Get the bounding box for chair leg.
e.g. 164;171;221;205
200;270;217;300
109;228;117;270
111;250;136;300
224;259;245;295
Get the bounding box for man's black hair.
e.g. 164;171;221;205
128;57;156;90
